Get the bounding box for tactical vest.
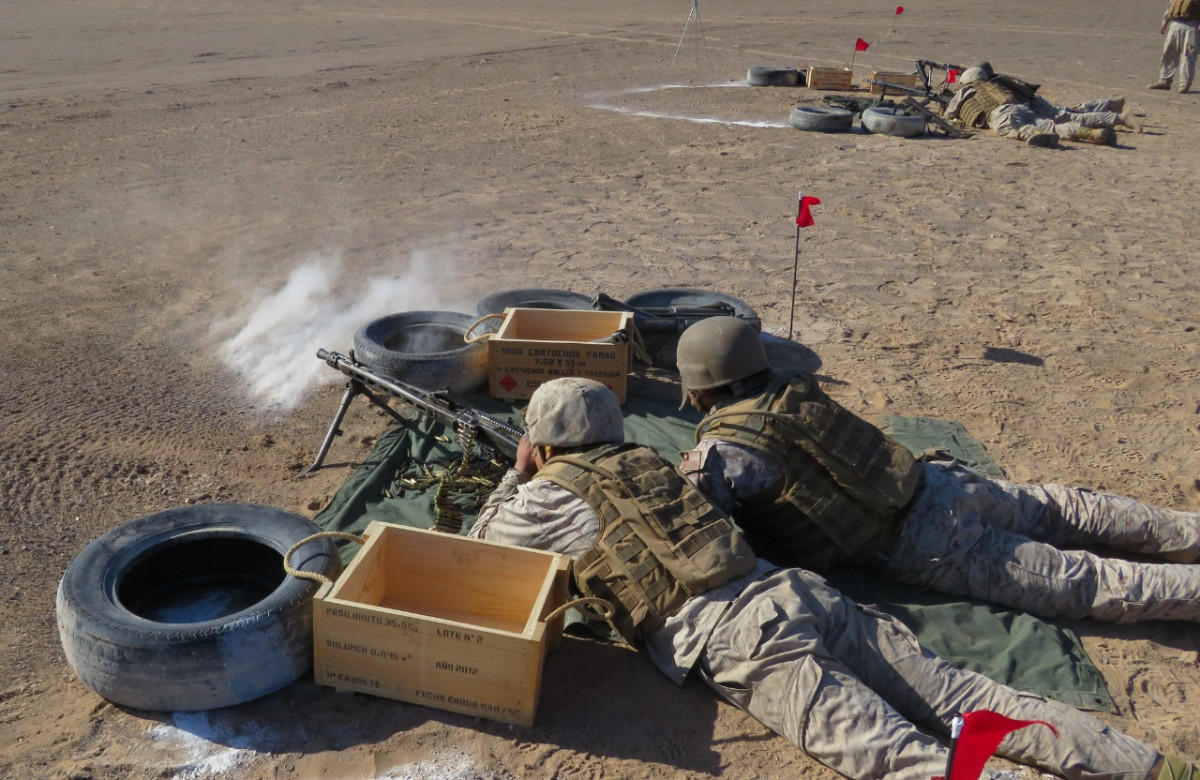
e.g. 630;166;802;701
1168;0;1200;21
957;81;1024;128
695;373;921;572
538;443;758;644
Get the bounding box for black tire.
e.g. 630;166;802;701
861;106;927;138
788;106;854;133
747;66;801;87
56;504;341;712
623;288;762;369
352;310;488;393
475;288;593;317
624;288;761;328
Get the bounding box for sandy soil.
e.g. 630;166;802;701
3;0;1199;777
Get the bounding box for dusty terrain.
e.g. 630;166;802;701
2;0;1199;777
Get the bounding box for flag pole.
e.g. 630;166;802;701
790;191;803;341
945;715;964;780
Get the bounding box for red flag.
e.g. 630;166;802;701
796;195;821;228
947;68;959;84
948;711;1059;780
895;5;904;15
855;37;870;51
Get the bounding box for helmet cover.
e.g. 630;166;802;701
525;377;624;447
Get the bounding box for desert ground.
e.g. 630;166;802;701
3;0;1200;777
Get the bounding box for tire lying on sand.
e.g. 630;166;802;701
475;288;593;317
56;504;341;712
747;66;801;87
623;288;762;369
788;106;854;133
861;106;927;138
352;310;488;393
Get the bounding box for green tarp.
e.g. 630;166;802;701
313;383;1115;712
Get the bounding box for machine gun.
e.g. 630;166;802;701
868;58;964;106
867;59;972;139
301;349;523;475
590;292;760;334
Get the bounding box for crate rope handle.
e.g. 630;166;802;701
463;313;505;344
283;531;366;586
543;596;616;623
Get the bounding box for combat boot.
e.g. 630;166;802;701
1118;112;1144;132
1076;127;1115;145
1154;755;1200;780
1148;80;1171;90
1025;133;1059;148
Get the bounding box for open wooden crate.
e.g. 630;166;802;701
487;307;634;402
312;521;571;726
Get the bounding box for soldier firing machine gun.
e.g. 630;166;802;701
303;294;758;474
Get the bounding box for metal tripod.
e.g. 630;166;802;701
671;0;713;71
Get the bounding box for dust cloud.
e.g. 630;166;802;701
215;250;469;411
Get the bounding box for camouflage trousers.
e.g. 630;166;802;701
1158;19;1199;91
879;462;1200;622
698;568;1161;780
988;97;1123;142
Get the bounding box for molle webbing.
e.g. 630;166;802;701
696;375;920;572
958;81;1023;128
538;444;756;644
957;93;991;129
1169;0;1200;20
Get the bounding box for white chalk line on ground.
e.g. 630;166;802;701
143;711;484;780
586;82;791;129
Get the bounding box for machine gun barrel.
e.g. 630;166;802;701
916;59;965;74
867;78;952;105
305;349;523;473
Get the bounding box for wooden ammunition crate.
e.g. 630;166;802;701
868;70;921;95
487;308;634;402
806;66;853;91
312;521;571;727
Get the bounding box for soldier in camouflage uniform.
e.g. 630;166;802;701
676;317;1200;625
1150;0;1200;92
472;377;1194;780
945;65;1142;147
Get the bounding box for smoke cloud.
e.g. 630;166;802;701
216;250;468;411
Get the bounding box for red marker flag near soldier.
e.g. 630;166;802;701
896;5;904;14
933;711;1060;780
789;193;820;340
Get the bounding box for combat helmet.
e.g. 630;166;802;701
676;316;768;406
968;61;995;79
959;66;990;85
525;377;624;447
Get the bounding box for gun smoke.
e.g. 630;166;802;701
216;250;467;412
